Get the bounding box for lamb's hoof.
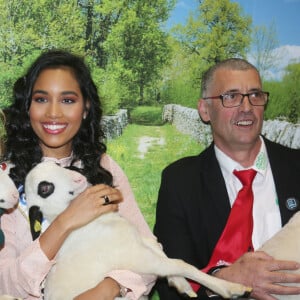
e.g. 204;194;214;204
168;276;197;298
181;291;197;298
231;287;252;299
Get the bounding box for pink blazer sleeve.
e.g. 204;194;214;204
0;208;54;299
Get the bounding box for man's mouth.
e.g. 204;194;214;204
235;120;253;126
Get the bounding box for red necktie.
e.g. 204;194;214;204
190;169;257;292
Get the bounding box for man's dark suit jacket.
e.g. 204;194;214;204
153;137;300;299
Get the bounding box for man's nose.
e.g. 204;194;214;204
239;95;253;111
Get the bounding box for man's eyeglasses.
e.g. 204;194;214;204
202;91;269;108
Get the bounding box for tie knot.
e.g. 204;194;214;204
233;169;257;186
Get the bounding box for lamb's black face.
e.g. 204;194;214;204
38;181;55;198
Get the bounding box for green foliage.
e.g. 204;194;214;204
107;123;202;300
159;0;252;106
107;124;203;229
104;0;175;104
0;0;174;112
282;63;300;123
130;106;164;125
264;63;300;123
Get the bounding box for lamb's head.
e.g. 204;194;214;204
0;163;19;211
25;161;88;223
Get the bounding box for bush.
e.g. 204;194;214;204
130;106;164;125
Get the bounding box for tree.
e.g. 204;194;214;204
0;0;174;110
264;63;300;123
103;0;175;104
250;22;281;79
282;63;300;123
160;0;252;103
175;0;251;66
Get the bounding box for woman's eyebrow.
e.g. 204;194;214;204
32;89;48;95
32;90;79;96
61;91;79;96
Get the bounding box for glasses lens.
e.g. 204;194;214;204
222;93;242;107
249;92;267;106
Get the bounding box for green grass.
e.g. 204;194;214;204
107;124;204;299
129;106;165;126
107;123;204;229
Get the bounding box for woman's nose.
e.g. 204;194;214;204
46;102;62;118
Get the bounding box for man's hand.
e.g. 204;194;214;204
215;251;300;300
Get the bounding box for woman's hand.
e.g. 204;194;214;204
215;251;300;300
40;184;123;260
73;277;121;300
59;184;123;233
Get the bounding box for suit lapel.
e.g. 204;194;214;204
265;138;299;225
199;144;231;245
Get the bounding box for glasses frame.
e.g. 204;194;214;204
202;91;269;108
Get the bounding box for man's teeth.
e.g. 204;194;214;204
236;120;253;126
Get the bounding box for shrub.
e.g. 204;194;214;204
130;106;164;125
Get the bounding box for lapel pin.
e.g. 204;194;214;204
285;197;299;211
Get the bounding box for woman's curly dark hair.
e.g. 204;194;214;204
3;49;113;187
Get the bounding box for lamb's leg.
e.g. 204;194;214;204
140;238;197;297
134;238;252;299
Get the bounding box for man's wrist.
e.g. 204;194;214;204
207;265;227;276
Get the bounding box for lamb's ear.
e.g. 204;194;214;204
29;206;43;240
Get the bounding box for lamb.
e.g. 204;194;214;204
0;296;22;300
0;163;19;248
24;161;251;300
257;210;300;300
0;163;22;300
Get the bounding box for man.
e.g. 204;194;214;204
154;58;300;299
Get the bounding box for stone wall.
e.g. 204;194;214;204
163;104;300;149
101;109;128;140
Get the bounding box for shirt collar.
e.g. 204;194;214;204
215;136;269;177
42;152;82;168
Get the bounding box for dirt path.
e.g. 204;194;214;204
137;136;165;159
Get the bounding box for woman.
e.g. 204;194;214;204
0;50;156;299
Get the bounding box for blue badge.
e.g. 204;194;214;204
285;197;299;211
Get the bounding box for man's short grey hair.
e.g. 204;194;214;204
201;58;261;97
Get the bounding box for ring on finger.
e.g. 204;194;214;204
103;195;110;205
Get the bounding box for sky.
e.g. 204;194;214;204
168;0;300;46
167;0;300;78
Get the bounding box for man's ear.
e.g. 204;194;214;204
198;98;210;124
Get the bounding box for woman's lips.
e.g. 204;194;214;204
42;123;67;134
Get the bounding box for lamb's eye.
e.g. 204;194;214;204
38;181;55;198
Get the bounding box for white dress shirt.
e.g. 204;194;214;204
215;137;282;249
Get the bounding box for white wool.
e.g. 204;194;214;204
0;296;22;300
0;167;19;210
25;161;250;300
257;211;300;300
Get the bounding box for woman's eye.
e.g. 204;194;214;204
62;98;76;104
33;97;47;103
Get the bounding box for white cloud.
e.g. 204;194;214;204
274;45;300;68
251;45;300;80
